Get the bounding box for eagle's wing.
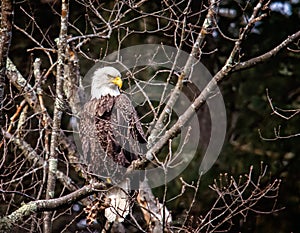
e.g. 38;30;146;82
111;94;147;162
80;98;96;165
79;94;146;183
79;98;107;168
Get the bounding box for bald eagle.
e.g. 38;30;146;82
79;67;147;224
80;66;146;183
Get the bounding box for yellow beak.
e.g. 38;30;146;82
111;76;122;89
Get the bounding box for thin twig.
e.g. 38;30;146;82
147;0;218;153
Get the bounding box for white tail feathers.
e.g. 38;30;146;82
104;179;130;223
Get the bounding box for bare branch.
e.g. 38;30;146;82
258;89;300;141
0;182;106;232
0;0;13;132
147;0;218;153
233;30;300;72
2;131;78;192
5;56;85;178
145;1;299;160
44;1;69;231
194;165;282;232
6;58;38;109
266;89;300;120
1;1;298;232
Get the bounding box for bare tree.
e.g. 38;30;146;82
0;0;299;232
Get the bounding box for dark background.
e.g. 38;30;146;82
3;0;300;232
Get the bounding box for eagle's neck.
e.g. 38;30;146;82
91;85;120;99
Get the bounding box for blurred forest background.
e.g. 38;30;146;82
0;0;299;232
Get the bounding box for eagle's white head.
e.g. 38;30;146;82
91;66;122;99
